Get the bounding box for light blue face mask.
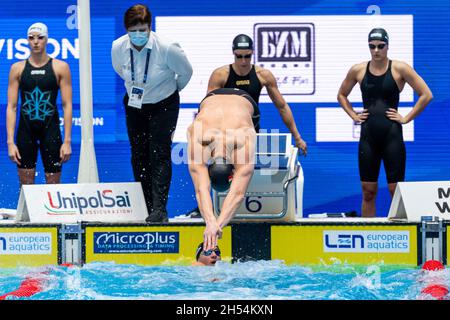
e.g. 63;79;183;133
128;31;149;47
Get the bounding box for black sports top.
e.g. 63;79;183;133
19;58;59;125
360;60;400;139
224;64;263;105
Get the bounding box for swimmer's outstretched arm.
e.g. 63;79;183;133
188;162;221;251
216;163;254;229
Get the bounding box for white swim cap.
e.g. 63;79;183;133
27;22;48;37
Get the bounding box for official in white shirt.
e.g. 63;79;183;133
111;4;193;223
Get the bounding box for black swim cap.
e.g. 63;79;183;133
195;242;204;261
368;28;389;44
208;157;234;192
195;242;221;261
232;34;253;51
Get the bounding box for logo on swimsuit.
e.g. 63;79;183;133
323;231;410;253
22;87;55;121
31;70;46;75
254;23;315;95
93;231;179;254
236;80;250;86
45;190;132;215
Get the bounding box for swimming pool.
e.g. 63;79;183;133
0;260;444;300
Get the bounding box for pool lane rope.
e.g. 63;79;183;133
0;264;74;300
420;260;449;300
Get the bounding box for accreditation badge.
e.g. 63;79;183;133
128;86;145;109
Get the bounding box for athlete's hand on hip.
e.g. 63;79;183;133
386;108;406;124
353;110;369;123
7;143;21;165
295;137;308;156
60;141;72;163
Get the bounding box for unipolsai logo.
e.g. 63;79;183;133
45;189;132;215
254;23;315;95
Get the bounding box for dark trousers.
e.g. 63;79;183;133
124;91;180;218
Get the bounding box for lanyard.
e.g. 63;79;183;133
130;48;151;84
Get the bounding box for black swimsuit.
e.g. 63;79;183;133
359;60;406;183
223;65;262;131
17;58;62;173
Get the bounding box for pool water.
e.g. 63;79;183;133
0;260;446;300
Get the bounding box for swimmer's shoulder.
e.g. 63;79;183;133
9;60;26;78
345;62;367;81
350;62;367;73
210;64;230;78
207;65;229;91
254;65;276;85
390;60;412;73
51;58;71;75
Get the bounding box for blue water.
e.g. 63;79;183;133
0;261;446;300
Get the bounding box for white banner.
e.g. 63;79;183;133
172;108;197;143
388;181;450;222
156;15;413;103
16;183;148;223
316;107;414;142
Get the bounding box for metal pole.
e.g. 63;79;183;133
77;0;99;183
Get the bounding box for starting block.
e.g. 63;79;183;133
213;133;304;222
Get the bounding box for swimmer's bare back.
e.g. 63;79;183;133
188;94;256;165
196;94;254;130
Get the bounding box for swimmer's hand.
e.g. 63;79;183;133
203;221;222;251
60;141;72;163
295;137;308;156
353;110;369;123
386;108;406;124
7;142;21;165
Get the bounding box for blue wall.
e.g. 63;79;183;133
0;0;449;217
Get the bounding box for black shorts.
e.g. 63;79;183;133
359;121;406;184
201;88;260;131
16;117;62;173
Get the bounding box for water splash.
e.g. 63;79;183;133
0;261;426;300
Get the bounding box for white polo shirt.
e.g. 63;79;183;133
111;31;193;104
